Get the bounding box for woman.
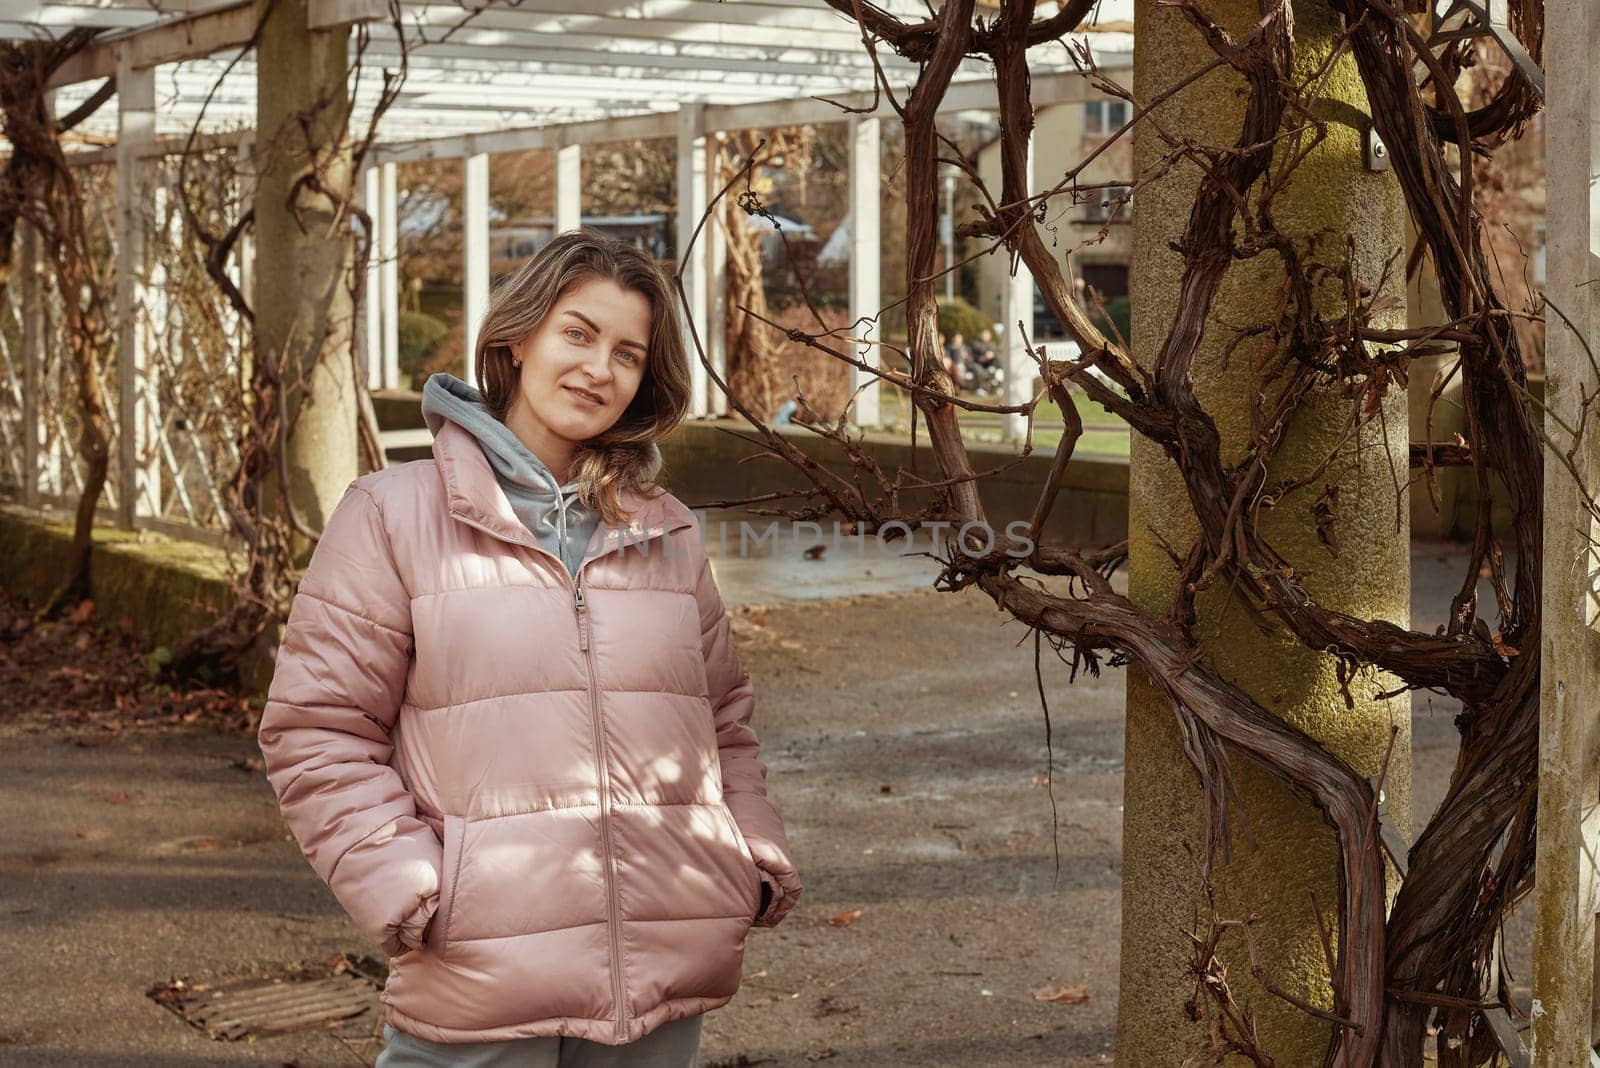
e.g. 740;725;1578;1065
258;231;801;1068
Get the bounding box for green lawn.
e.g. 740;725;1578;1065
876;386;1131;457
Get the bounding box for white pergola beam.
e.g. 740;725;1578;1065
42;0;384;86
368;65;1127;165
555;142;582;234
384;5;891;53
1531;0;1600;1061
1000;135;1035;445
307;0;387;30
48;1;255;87
676;103;709;418
379;160;400;390
19;218;42;508
849;114;881;428
363;165;383;389
463;151;490;387
377;110;676;165
114;47;159;525
356;36;922;80
705;133;727;416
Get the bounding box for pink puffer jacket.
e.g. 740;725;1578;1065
257;420;801;1045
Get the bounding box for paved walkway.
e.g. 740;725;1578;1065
0;537;1490;1066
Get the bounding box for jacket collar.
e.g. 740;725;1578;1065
432;420;692;562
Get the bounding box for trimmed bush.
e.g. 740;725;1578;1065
398;311;449;388
936;297;992;343
1091;296;1131;346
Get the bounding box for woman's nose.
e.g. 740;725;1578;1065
580;350;614;383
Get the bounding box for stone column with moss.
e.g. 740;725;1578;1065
254;0;357;551
1115;0;1411;1062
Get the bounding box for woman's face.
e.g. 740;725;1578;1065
505;275;652;467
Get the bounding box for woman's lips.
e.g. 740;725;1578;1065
564;385;605;408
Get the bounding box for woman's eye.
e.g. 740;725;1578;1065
565;328;586;342
615;350;638;364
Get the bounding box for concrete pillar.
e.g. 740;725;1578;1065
1530;0;1600;1060
463;151;489;387
379;160;400;390
555;142;581;235
254;0;356;543
676;103;709;417
849;115;882;428
362;165;382;390
1000;136;1034;444
115;48;160;526
1116;0;1411;1062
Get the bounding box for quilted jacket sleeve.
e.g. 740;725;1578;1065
694;547;801;927
257;482;442;956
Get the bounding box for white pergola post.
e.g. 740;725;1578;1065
115;48;160;525
676;103;709;417
362;165;383;389
19;219;41;508
705;131;728;416
1532;0;1600;1062
555;142;581;234
1000;135;1035;444
463;151;490;387
379;160;401;390
849;114;882;428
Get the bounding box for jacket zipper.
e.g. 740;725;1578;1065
447;507;688;1043
574;582;628;1042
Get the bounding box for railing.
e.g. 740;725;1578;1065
0;140;251;549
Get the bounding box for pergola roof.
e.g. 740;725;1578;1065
9;0;1133;148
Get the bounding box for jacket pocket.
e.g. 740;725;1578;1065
718;803;762;914
429;814;465;954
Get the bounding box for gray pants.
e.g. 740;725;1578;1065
376;1016;702;1068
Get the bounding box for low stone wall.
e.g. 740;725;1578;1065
655;423;1129;548
0;504;233;654
376;389;1130;548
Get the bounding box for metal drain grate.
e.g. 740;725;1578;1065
150;969;380;1041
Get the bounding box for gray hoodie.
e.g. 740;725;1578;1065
421;373;658;576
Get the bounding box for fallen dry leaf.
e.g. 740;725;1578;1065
1032;983;1091;1004
827;908;862;928
105;791;131;805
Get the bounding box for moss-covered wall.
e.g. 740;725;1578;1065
379;400;1132;549
0;506;233;655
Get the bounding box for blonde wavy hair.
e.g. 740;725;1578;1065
474;230;691;525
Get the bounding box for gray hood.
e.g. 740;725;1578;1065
423;372;650;576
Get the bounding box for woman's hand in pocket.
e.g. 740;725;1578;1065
754;868;781;923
